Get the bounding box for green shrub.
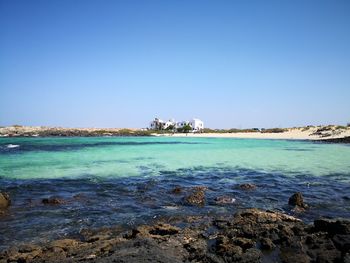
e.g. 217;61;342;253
260;128;286;133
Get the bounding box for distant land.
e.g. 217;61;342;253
1;125;350;142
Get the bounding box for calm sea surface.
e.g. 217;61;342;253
1;137;350;249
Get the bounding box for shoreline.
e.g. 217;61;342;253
156;127;350;141
1;207;349;262
1;125;350;142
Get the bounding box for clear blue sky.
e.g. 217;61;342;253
1;0;349;128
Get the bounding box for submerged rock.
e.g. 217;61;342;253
214;195;236;204
183;186;207;206
171;186;182;194
239;183;257;190
0;192;11;209
288;192;308;208
42;197;66;205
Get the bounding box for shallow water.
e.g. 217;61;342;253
0;137;350;249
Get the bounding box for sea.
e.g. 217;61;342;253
0;136;350;249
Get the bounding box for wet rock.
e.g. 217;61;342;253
332;234;350;252
280;249;310;263
288;192;308;208
233;237;255;250
242;248;262;263
18;244;41;253
215;236;243;257
131;223;180;238
0;208;348;263
101;238;185;263
304;232;342;262
0;192;11;209
171;186;182;194
314;218;350;235
42;197;66;205
239;183;257;190
183;238;207;261
184;187;207;206
214;196;236;204
50;239;79;249
148;224;180;236
260;238;275;250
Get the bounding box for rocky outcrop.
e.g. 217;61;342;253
0;192;10;209
183;186;207;206
1;208;349;263
239;183;257;190
288;192;308;208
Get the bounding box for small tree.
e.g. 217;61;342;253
166;125;175;131
183;124;192;133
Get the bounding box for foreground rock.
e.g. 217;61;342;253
1;208;349;262
0;192;10;209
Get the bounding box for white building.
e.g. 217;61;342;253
176;121;190;129
163;119;176;130
190;118;204;131
149;118;176;130
149;118;164;130
149;117;204;132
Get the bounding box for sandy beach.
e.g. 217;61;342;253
157;126;350;140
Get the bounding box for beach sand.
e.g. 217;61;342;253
157;126;350;140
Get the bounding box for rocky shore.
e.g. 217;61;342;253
1;189;350;263
0;208;349;263
1;125;350;141
0;126;152;137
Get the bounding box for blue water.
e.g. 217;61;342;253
0;137;350;250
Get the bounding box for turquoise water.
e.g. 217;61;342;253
1;137;350;179
0;137;350;249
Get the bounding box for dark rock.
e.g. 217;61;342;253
314;218;350;235
215;236;243;257
318;136;350;144
184;187;207;206
131;223;180;238
99;238;185;263
332;234;350;252
0;208;348;263
42;197;66;205
0;192;11;209
239;183;257;190
233;237;255;250
18;244;41;253
344;253;350;263
304;232;342;262
288;192;308;208
260;238;275;250
171;186;182;194
241;248;262;263
280;249;310;263
148;224;180;236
